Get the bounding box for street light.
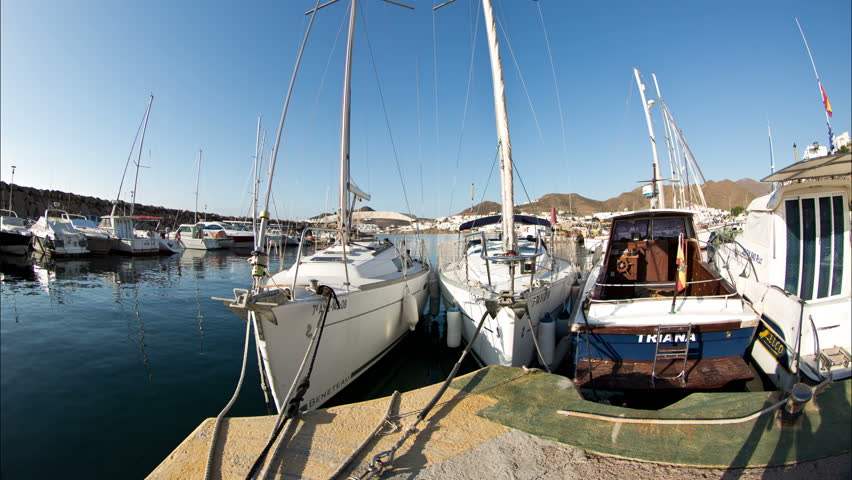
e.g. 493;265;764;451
8;165;16;211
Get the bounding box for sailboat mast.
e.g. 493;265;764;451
481;0;516;252
129;94;153;217
768;122;776;190
195;149;202;224
633;68;665;209
651;74;678;209
338;0;357;245
252;116;262;235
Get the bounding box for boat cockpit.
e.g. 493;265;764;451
595;211;736;301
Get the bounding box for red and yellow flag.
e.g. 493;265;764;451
820;82;833;117
676;233;687;292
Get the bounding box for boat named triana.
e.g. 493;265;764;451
568;209;760;389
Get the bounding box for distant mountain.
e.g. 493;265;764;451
456;201;503;216
735;178;772;198
453;178;769;216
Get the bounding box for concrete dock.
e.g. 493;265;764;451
149;366;850;479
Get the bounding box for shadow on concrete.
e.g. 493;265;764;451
383;368;491;479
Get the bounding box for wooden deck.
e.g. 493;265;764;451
574;356;754;389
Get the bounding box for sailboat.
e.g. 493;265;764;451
437;0;577;368
218;0;429;412
100;94;159;255
176;150;233;250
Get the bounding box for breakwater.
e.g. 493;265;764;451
0;182;308;229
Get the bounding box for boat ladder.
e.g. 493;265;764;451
651;324;693;387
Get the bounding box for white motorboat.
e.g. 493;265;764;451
0;209;32;255
131;216;181;254
99;215;159;255
219;0;429;412
712;152;851;388
62;213;114;254
31;209;89;256
437;0;577;368
175;223;230;250
197;221;248;248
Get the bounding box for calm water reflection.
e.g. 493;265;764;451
0;235;467;479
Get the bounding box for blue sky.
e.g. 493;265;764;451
2;0;850;219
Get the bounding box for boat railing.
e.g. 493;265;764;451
473;230;547;291
706;231;760;286
290;227;344;300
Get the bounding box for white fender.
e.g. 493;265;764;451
537;314;555;369
402;285;419;331
446;309;462;348
428;270;440;317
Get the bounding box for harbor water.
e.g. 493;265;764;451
0;234;473;479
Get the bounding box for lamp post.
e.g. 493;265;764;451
8;165;16;211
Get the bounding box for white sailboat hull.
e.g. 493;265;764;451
439;272;571;367
251;270;429;411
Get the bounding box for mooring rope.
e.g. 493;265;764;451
204;310;255;480
524;306;551;373
557;396;789;426
327;391;401;480
348;310;491;480
247;286;339;480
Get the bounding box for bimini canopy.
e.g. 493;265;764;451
319;211;417;224
762;152;851;183
459;214;551;231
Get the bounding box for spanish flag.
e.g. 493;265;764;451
820;82;833;117
676;233;687;292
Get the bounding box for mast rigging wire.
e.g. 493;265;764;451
494;9;544;144
535;0;569;164
358;1;419;237
114;100;148;204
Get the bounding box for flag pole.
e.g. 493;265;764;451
795;18;835;151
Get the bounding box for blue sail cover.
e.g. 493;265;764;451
458;214;551;231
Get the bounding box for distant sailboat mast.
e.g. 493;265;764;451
194;149;202;224
129;95;153;217
768;122;776;174
768;122;777;191
112;94;153;217
795;17;835;151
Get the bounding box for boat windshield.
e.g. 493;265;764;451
69;218;98;229
1;216;24;227
612;218;649;241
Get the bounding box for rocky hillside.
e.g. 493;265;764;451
458;179;771;216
